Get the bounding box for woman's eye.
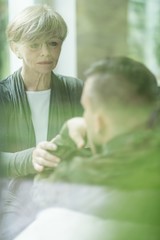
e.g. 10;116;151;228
29;43;40;49
49;41;58;47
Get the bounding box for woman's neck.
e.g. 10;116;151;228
21;69;52;91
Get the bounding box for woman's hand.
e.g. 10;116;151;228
32;117;87;172
32;141;60;172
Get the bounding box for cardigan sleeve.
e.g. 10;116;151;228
0;148;37;177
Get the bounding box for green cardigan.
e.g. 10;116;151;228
0;69;83;177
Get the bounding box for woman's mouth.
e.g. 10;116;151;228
37;61;53;65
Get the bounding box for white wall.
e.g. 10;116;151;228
52;0;77;77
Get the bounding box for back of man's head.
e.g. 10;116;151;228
85;56;158;111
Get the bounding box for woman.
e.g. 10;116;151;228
0;4;83;176
0;5;83;239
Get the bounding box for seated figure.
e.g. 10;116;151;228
8;56;160;240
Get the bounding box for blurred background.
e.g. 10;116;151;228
0;0;160;82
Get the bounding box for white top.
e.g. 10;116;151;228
26;89;51;144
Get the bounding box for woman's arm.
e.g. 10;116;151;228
0;149;36;177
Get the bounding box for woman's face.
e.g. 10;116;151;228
17;37;62;74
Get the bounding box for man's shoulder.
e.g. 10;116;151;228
107;124;160;153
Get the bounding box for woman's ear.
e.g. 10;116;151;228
10;42;22;59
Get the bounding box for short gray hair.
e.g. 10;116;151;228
6;4;68;43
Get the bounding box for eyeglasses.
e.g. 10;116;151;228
25;39;62;50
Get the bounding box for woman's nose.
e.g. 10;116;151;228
40;43;50;56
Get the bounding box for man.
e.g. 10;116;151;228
13;57;160;239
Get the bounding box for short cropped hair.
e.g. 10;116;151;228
6;4;68;44
85;57;158;109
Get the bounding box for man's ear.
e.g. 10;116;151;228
95;113;107;135
95;112;111;142
10;42;22;59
